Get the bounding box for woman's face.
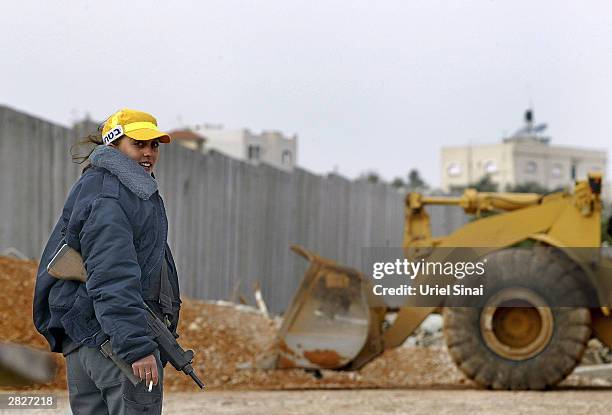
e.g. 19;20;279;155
114;137;160;174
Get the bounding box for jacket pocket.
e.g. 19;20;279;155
48;280;80;309
60;295;101;345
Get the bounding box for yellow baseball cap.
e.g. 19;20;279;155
101;109;171;146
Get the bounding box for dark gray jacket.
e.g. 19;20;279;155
33;146;181;364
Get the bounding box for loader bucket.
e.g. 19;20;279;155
275;246;373;369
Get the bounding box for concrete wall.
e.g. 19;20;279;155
0;105;466;312
0;106;82;259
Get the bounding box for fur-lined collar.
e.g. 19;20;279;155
89;146;158;200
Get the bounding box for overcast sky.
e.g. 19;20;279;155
2;1;611;187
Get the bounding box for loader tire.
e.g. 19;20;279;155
444;248;592;390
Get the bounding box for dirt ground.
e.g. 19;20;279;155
1;255;473;392
3;255;612;415
4;388;612;415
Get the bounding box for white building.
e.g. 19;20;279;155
440;110;607;192
192;124;297;171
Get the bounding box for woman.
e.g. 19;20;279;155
33;109;181;414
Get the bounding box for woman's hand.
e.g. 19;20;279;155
131;354;159;386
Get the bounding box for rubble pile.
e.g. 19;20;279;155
164;302;468;391
1;255;610;392
402;314;444;348
0;257;67;390
0;256;467;391
581;338;612;365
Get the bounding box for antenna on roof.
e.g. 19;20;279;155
504;107;549;144
524;108;533;123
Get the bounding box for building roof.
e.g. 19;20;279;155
168;129;206;143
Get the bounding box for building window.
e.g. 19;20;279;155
447;162;462;177
525;161;537;174
282;150;292;165
551;164;563;178
248;145;261;161
483;160;498;174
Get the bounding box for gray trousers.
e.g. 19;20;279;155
65;346;163;414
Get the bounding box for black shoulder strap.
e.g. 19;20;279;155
159;252;174;321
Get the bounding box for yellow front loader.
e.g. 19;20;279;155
265;173;612;390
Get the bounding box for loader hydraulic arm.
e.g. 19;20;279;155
404;189;543;248
408;189;543;214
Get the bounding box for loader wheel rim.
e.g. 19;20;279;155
480;288;553;361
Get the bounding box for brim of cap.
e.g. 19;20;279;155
125;128;171;143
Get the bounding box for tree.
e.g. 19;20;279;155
451;174;498;193
359;170;381;184
506;182;564;195
406;169;429;191
471;175;498;192
391;177;406;189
